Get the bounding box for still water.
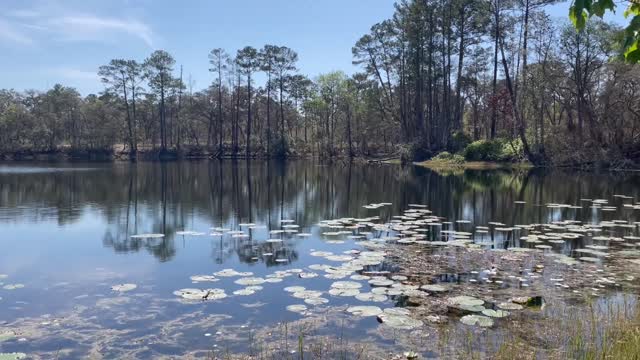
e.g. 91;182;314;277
0;161;639;358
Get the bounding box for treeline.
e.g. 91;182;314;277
1;0;639;165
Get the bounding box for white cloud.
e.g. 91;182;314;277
54;68;99;81
50;15;154;48
0;3;154;48
0;19;34;45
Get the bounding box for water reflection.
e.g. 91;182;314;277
1;161;639;265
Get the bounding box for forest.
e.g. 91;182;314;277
1;0;639;168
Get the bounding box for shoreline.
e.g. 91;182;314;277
1;150;639;172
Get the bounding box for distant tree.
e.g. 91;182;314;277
259;45;278;154
144;50;175;151
208;48;229;151
98;59;142;157
236;46;260;157
273;46;298;146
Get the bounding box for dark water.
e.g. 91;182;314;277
0;161;639;358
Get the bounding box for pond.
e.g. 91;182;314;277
0;161;639;359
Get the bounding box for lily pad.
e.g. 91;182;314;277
331;281;362;290
482;309;509;318
347;305;383;317
460;315;494;327
368;278;394;287
449;296;484;307
355;292;388;302
328;288;360;297
284;286;306;293
233;288;256;296
214;269;253;277
2;284;24;290
377;309;423;330
286;304;308;313
190;275;219;282
0;353;26;360
497;302;524;310
292;290;323;299
420;284;448;293
111;283;136;292
174;288;227;301
304;297;329;305
0;331;15;342
131;233;164;238
234;277;266;286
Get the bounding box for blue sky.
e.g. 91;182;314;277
0;0;625;95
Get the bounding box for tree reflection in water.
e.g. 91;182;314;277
1;161;639;264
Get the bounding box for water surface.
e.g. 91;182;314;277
0;161;639;358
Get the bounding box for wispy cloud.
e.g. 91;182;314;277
0;19;35;45
50;15;154;48
53;67;99;81
0;3;155;48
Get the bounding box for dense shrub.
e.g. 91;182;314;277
431;151;465;164
463;138;524;162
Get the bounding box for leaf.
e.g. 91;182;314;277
569;5;588;30
623;4;640;18
592;0;615;17
624;39;640;63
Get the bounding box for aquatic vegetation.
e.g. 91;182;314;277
304;297;329;305
2;284;24;290
130;233;164;238
292;290;323;299
460;314;494;327
173;288;227;301
286;304;308;313
233;288;256;296
190;275;219;282
214;269;253;277
347;305;383;317
234;277;266;286
0;353;26;360
482;309;509;318
111;283;137;292
355;292;388;302
284;286;306;293
0;331;15;342
377;308;423;329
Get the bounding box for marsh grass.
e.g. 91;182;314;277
204;294;639;360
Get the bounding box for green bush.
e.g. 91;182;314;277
432;151;465;164
463;140;503;161
463;138;524;162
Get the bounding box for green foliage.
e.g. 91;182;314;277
463;139;524;162
448;131;471;153
431;151;465;164
570;0;640;63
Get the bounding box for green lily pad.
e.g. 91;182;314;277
497;302;524;310
347;305;383;317
482;309;509;318
0;331;16;342
111;283;136;292
460;315;494;327
0;353;26;360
